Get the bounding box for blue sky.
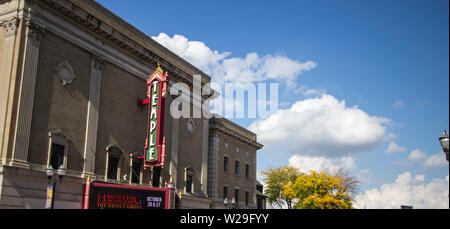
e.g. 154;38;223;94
96;0;449;208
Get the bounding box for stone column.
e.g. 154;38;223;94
200;117;209;195
253;150;257;207
0;17;19;160
170;114;179;187
10;19;44;167
207;133;219;200
82;54;104;177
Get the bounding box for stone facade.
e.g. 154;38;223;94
0;0;263;209
208;117;262;208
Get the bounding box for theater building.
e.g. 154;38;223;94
0;0;263;209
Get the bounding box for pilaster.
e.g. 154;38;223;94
82;54;104;177
201;117;209;196
169;116;179;187
10;18;44;167
207;133;219;200
0;17;19;161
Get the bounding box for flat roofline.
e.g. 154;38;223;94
69;0;212;84
209;116;263;149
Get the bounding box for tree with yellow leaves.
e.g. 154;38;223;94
260;166;303;209
283;170;354;209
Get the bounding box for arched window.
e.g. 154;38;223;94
130;158;142;184
105;144;124;181
184;165;195;194
47;130;71;170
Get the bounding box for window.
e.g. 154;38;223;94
152;167;161;187
257;198;263;209
47;129;70;170
234;189;239;203
223;186;228;200
186;174;193;193
49;143;65;169
131;159;142;184
245;164;250;178
245;191;249;206
106;144;123;181
235;160;240;176
184;166;194;193
107;155;119;180
224;156;229;172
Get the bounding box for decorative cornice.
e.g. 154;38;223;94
34;0;211;88
91;54;104;72
48;129;72;142
25;18;45;46
209;117;263;150
1;16;19;37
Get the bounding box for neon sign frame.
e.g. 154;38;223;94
143;64;169;168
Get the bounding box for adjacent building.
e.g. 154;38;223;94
0;0;263;209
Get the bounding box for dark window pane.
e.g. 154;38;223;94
107;156;119;180
245;164;249;177
186;174;193;193
224;156;228;172
50;143;65;169
235;160;240;175
131;160;141;183
223;186;228;200
257;198;263;209
234;189;239;203
152;167;161;187
245;191;249;205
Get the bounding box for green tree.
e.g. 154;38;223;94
260;166;303;209
283;170;354;209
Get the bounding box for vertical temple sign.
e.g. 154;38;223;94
143;64;169;168
148;81;159;161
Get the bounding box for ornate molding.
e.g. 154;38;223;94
106;144;125;158
25;19;45;46
1;17;19;37
209;118;263;150
92;54;104;72
186;118;196;134
55;60;76;86
35;0;212;88
48;129;72;142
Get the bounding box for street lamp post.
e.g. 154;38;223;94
439;131;449;162
224;197;239;209
166;176;176;209
45;165;66;209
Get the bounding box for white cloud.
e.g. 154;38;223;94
249;94;392;157
404;149;446;168
151;33;230;72
279;102;292;109
152;33;316;87
354;172;449;209
385;141;407;154
288;155;356;173
423;153;447;168
356;169;375;185
294;85;326;97
418;99;432;108
408;149;427;160
392;100;405;109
